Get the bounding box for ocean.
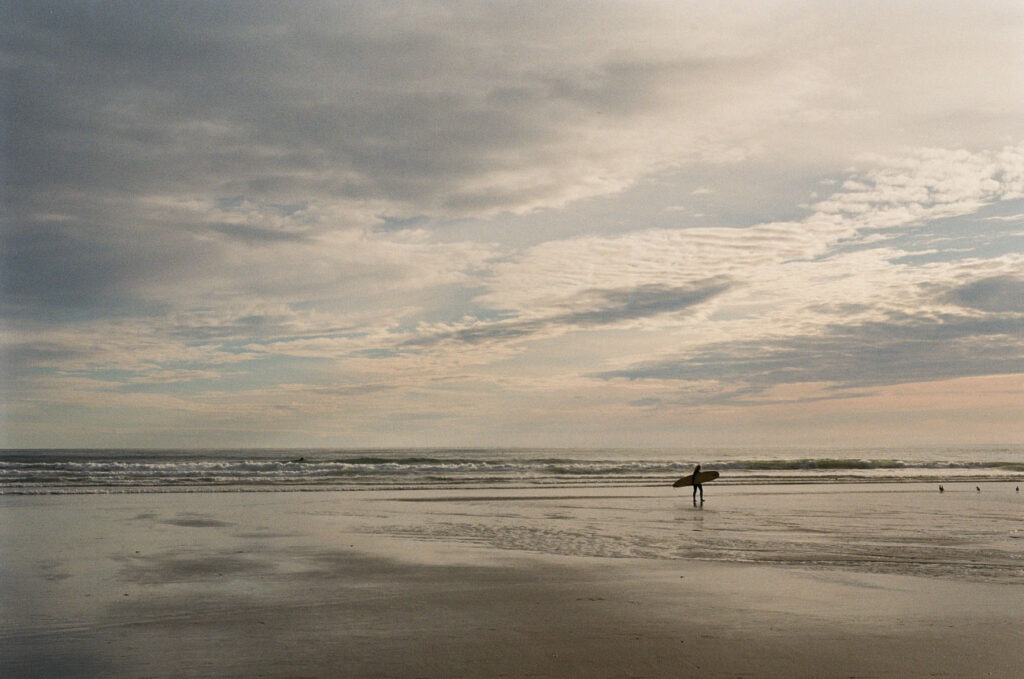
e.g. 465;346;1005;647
1;446;1022;493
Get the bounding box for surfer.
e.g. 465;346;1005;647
693;463;704;504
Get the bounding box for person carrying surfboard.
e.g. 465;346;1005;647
672;465;718;499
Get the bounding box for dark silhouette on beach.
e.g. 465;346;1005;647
693;463;704;505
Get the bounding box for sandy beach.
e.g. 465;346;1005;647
3;486;1022;678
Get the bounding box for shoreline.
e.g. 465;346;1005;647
3;476;1023;496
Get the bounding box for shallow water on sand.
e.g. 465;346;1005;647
2;484;1023;678
3;481;1020;631
356;482;1024;582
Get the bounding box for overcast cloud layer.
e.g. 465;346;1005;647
2;1;1023;448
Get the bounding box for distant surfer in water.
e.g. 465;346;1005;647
693;463;704;504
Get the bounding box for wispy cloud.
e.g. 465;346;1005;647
599;309;1024;393
405;279;733;348
984;213;1024;222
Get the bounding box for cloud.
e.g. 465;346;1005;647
13;0;1017;231
485;147;1024;398
4;2;1024;446
405;279;732;348
8;2;771;218
813;147;1024;228
984;213;1024;222
599;309;1024;393
1;201;496;320
5;2;1023;324
0;342;92;386
474;147;1024;325
943;275;1024;312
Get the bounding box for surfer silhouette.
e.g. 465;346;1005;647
693;464;704;504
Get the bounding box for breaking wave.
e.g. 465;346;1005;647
1;448;1022;494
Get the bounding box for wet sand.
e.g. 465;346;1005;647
3;488;1023;677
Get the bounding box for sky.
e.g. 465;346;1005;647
2;1;1023;449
